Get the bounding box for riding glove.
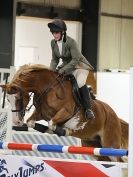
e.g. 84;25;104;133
58;68;65;74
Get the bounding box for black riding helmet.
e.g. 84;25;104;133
48;19;67;33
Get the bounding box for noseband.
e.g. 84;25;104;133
11;109;26;120
10;92;32;121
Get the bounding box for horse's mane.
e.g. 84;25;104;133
10;64;96;100
11;64;52;83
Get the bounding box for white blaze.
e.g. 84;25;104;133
7;94;23;125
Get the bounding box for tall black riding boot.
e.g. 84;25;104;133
79;85;95;120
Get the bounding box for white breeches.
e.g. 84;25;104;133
72;69;89;88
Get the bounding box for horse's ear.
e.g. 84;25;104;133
7;85;18;94
0;84;6;89
0;84;18;94
0;84;7;92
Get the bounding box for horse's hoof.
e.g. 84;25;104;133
54;126;66;136
12;123;28;131
33;123;49;133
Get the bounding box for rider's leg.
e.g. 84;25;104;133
79;85;95;119
73;69;95;120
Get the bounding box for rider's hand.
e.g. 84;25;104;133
58;68;65;74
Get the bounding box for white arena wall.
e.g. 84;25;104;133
15;17;82;67
97;71;130;123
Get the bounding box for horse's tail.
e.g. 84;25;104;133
120;118;128;149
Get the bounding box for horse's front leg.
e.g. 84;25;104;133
49;107;69;128
48;107;73;136
26;110;49;133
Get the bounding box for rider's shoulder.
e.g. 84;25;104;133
66;36;76;46
67;35;75;42
51;39;56;47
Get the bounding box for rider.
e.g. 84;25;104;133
47;19;95;120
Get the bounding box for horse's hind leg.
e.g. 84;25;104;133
102;121;121;149
101;118;122;162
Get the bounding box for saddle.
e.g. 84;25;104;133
65;74;95;107
66;74;82;106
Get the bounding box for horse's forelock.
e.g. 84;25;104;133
4;83;22;94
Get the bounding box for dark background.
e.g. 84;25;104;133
0;0;99;70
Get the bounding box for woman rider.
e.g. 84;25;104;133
48;19;95;120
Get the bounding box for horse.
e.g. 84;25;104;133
0;64;128;162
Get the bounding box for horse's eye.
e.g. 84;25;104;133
15;97;21;100
14;94;21;99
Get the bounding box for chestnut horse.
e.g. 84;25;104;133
0;64;128;162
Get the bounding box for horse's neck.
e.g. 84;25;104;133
16;70;54;93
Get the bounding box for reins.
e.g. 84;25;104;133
26;73;65;112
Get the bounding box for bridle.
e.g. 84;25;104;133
10;92;31;121
12;109;26;120
10;72;80;122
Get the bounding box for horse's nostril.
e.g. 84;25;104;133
17;121;20;125
17;121;22;125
